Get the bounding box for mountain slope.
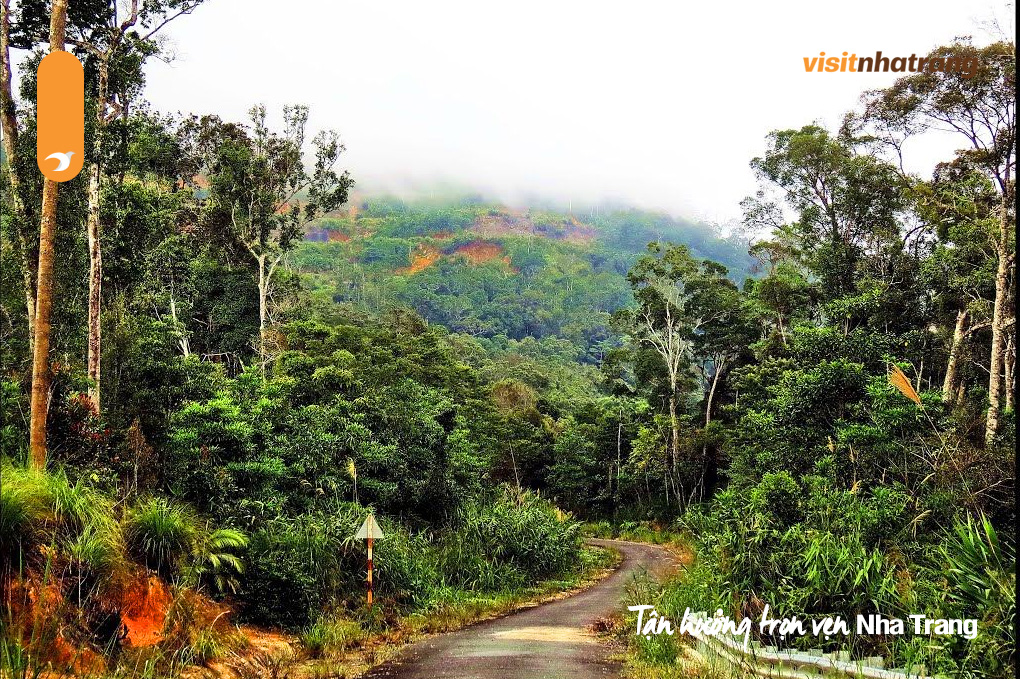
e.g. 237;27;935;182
293;196;752;361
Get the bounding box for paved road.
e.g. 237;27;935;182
361;539;676;679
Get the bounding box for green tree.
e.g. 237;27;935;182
194;105;353;374
862;40;1015;444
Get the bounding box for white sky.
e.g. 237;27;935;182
18;0;1018;223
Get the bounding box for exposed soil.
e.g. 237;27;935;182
453;241;506;265
399;244;442;274
121;575;173;646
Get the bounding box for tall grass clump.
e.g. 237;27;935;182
125;497;200;579
241;506;362;628
1;461;123;582
1;463;49;575
937;514;1015;676
442;487;581;590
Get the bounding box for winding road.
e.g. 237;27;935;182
361;539;677;679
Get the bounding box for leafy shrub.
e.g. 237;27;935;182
189;527;248;595
123;497;246;593
748;472;802;526
373;523;442;607
241;512;358;628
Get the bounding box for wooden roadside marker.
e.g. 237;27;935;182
355;514;385;606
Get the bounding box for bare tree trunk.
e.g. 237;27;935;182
615;417;622;503
169;293;191;356
28;0;68;470
985;205;1013;445
668;391;679;489
943;310;969;404
86;165;103;409
85;58;110;412
1;0;37;347
698;359;725;499
1005;332;1015;413
257;254;269;376
704;361;724;428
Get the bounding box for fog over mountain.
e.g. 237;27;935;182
133;0;1011;224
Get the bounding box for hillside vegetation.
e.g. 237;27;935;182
294;197;751;362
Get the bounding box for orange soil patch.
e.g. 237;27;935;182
399;244;442;274
328;231;352;242
121;575;172;647
454;241;505;264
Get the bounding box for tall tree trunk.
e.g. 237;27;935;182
28;0;68;469
615;416;622;503
169;292;191;356
698;359;725;498
704;361;725;428
257;255;269;376
985;203;1013;445
85;59;110;412
1005;332;1015;413
29;181;58;468
1;0;37;347
86;165;103;409
668;390;679;494
943;309;969;404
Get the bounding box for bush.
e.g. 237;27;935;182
240;512;358;629
443;487;581;589
373;523;442;607
123;497;246;593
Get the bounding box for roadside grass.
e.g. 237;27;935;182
210;544;620;679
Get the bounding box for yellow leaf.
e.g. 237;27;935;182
889;364;921;406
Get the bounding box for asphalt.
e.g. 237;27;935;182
360;539;677;679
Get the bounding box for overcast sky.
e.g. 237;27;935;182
100;1;1018;222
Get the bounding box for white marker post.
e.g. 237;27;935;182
355;514;385;607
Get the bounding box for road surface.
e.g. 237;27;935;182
361;539;676;679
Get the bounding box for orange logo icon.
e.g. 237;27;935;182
36;50;84;182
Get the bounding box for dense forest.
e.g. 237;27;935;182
1;2;1015;678
294;196;750;363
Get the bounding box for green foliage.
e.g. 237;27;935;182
121;497;246;595
124;498;200;578
300;615;365;658
442;488;582;590
939;515;1016;675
